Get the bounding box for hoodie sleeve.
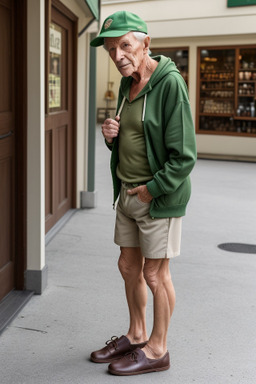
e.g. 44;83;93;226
146;74;197;198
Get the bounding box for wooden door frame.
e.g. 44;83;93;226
14;0;27;290
45;0;77;213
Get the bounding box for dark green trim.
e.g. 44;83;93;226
85;0;99;19
227;0;256;6
79;1;100;37
88;33;97;192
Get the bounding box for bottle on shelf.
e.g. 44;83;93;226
237;102;256;117
251;102;255;118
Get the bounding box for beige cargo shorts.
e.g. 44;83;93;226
114;182;182;259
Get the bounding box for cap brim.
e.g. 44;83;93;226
90;30;134;47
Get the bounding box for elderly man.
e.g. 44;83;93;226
90;11;196;376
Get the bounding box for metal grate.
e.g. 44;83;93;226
218;243;256;254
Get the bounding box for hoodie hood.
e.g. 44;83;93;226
117;55;180;120
149;55;180;88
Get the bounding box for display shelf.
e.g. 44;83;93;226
197;45;256;136
201;88;234;90
200;113;234;117
234;117;256;121
195;130;256;137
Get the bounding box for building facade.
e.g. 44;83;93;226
0;0;99;315
97;0;256;160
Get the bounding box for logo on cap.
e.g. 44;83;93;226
104;19;113;30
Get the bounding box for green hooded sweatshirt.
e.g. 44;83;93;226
108;55;197;218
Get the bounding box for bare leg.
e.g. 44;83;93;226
118;246;148;344
142;258;175;359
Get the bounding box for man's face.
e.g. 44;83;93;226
104;32;145;77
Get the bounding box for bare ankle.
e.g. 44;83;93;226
126;333;148;344
142;343;166;359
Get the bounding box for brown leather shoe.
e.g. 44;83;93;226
90;336;147;363
108;347;170;376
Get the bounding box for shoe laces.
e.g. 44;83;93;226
125;350;139;362
106;336;118;350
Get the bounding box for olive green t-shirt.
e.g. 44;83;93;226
116;97;153;183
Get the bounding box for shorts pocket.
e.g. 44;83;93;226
135;195;150;206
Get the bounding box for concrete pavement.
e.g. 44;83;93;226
0;126;256;384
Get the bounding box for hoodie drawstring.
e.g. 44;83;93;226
117;96;126;117
117;94;147;122
142;94;147;122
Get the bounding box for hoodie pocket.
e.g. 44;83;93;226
153;178;191;209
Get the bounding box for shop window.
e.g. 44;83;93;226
197;45;256;136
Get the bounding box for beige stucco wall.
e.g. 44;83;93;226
96;0;256;159
60;0;98;206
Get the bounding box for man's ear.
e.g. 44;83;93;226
143;36;151;53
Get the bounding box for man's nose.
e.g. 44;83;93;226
115;47;123;62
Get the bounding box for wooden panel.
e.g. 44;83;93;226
0;112;13;133
0;0;15;301
45;130;53;219
0;4;11;114
45;2;77;233
0;0;12;8
56;125;68;207
0;137;14;300
0;152;13;267
0;265;14;300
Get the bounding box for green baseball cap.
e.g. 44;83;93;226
90;11;147;47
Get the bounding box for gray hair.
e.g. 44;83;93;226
132;31;148;43
103;32;149;51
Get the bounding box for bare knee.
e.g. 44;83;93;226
118;254;133;280
143;263;158;293
143;259;171;294
118;247;144;282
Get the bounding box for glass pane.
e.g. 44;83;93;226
198;48;235;133
49;23;62;111
150;48;189;85
237;48;256;120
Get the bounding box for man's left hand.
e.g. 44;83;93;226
127;185;153;203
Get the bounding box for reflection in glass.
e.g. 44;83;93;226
49;23;62;110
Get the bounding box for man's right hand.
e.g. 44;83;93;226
102;116;120;144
